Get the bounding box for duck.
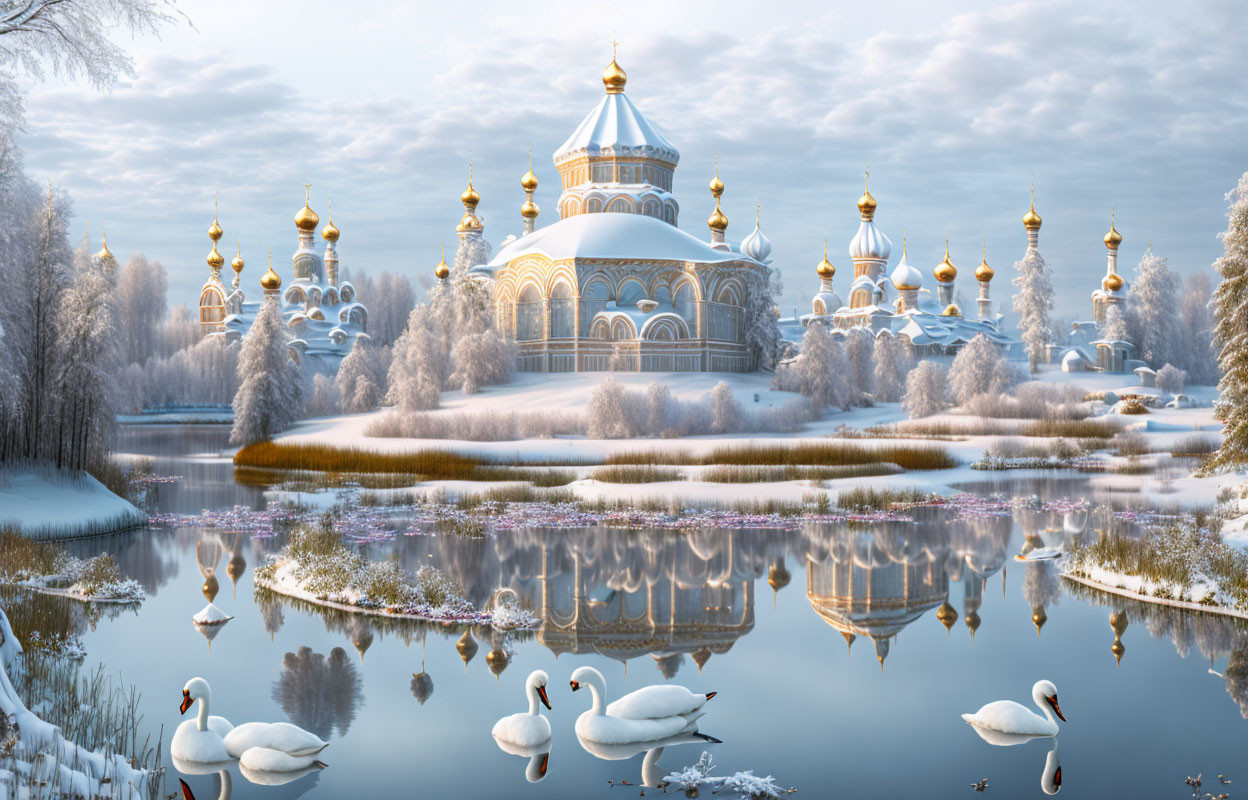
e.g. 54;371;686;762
171;678;234;763
223;720;328;760
570;666;717;744
492;670;552;747
962;680;1066;737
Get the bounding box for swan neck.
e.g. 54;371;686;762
197;692;210;732
1034;694;1056;728
527;686;540;715
587;677;606;715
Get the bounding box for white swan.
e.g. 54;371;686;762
962;680;1066;737
239;746;328;773
491;670;552;747
171;678;234;763
223;721;328;759
570;666;716;744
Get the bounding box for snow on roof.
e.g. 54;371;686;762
554;92;679;165
849;218;892;261
487;212;753;267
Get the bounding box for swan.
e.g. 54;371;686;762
962;680;1066;737
491;670;552;747
171;678;234;763
570;666;715;744
223;721;328;759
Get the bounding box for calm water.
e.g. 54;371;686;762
42;426;1248;798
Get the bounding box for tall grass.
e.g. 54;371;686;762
604;442;957;470
1171;435;1220;457
836;486;932;510
701;463;901;483
235;442;481;478
1020;418;1122;438
590;465;683;483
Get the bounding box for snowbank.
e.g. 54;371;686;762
0;468;144;540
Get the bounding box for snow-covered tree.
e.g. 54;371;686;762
157;303;201;357
1126;248;1180;367
1209;172;1248;472
742;268;780;371
335;337;382;414
845;327;874;401
902;360;948;418
231;298;299;445
454;234;491;273
646;382;675;436
1012;248;1054;373
790;323;851;414
948;334;1018;405
385;305;446;412
450;329;515;394
1155;363;1186;394
710;381;741;434
303;373;341;418
872;331;913;403
1178;272;1218;385
1101;304;1130;343
340;270;414;348
586;378;645;439
115;253;167;365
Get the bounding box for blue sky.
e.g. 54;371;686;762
19;0;1248;315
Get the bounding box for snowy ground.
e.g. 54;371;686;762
0;468;145;540
264;366;1242;512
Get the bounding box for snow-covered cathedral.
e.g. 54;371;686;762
792;173;1018;355
196;188;369;370
1056;211;1135;373
452;52;774;373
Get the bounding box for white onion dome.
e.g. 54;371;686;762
740;219;772;263
890;241;923;291
849;221;892;261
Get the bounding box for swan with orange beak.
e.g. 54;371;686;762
962;680;1066;737
492;670;553;748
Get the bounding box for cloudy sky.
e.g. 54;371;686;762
19;0;1248;314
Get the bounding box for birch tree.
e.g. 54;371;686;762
1012;249;1054;373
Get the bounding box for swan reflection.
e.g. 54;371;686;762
492;738;552;783
577;731;714;788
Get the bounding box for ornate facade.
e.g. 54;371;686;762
458;54;772;373
196;188;369;370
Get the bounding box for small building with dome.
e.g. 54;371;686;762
1054;210;1137;373
196;188;369;371
454;52;775;373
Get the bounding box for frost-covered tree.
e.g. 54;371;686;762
1101;304;1130;343
344;270;414;348
646;382;675;436
1126;248;1180;367
450;329;515;394
902;360;948;418
304;373;341;418
948;334;1017;405
385;305;446;412
1178;272;1218;385
454;234;491;273
1209;172;1248;472
231;298;299;445
335;337;382;414
710;381;741;434
0;0;184;133
115;253;167;365
1012;248;1054;373
845;327;874;402
158;303;201;357
1155;363;1186;394
872;332;913;403
742;268;780;371
586;378;646;439
791;323;851;414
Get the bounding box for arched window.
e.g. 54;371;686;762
606;196;634;214
813;298;827;316
591;318;612;340
618;279;647;307
586;197;604;214
496;297;515;339
517;284;543;341
348;306;367;329
580;278;610;336
549;282;574;338
611;319;635;341
663;205;675;224
673;281;697;332
199;287;225;326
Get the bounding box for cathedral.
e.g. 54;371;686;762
447;52;774;373
1055;212;1135;373
196;188;369;371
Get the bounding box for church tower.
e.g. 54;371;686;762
199;198;228;329
520;151;540;236
322;196;340;287
1093;209;1125;323
707;158;728;246
975;239;995;323
847;167;891;308
933;232;957;310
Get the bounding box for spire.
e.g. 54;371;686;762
935;226;956;283
707;159;728;238
1022;176;1042;232
435;243;450;280
1104;204;1122;249
816;230;835;279
603;33;627;93
322;193;340;242
857;160;877;219
458;152;484;234
521;146;540;234
260;244;281;294
975;234;994;283
295;174;319;232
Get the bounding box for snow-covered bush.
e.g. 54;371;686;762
710;381;742;434
902;361;949;418
873;332;913;402
1156;363;1187;394
450;329;516;394
948;334;1020;405
845;327;875;402
586;378;647;438
365;409;585;440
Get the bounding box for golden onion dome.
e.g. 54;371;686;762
486;646;509;677
1111;638;1126;664
965;609;981;639
456;629;478;666
94;230;113;264
434;245;450;280
231;244;245;274
521;167;539;193
295;199;319;232
461;182;480;209
208;218;223;242
709;160;725;198
322;197;340;242
816;241;836;279
1109;611;1128;636
603;57;627;94
1032;606;1047;634
521;199;540;220
206;243;225;269
1104;221;1122;249
1103;272;1124;292
858;164;877;218
936;600;958;632
767;559;790;591
934;247;957;283
707;202;728;232
260;249;281;290
942;303;963;317
975;243;994;282
1023;183;1042;231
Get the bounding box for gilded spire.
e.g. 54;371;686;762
1022;178;1042;231
521;145;539;192
709;156;725;198
322;194;340;242
260;244;281;291
208;193;223;241
707;160;728;233
857;161;877;219
434;244;450;280
975;234;994;282
94;221;113;262
816;232;835;279
231;239;245;273
603;33;627;93
1104;204;1122;249
935;227;957;282
295;175;319;232
461;152;480;210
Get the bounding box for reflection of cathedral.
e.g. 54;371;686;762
456;53;773;373
196;188;369;370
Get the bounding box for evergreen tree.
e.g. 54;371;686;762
1012;248;1054;373
948;334;1017;404
902;361;949;418
1209;172;1248;472
385;305;445;412
231;298;298;445
1126;247;1180;367
872;332;913;403
335;337;381;413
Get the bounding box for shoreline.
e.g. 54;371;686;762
1061;571;1248;620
